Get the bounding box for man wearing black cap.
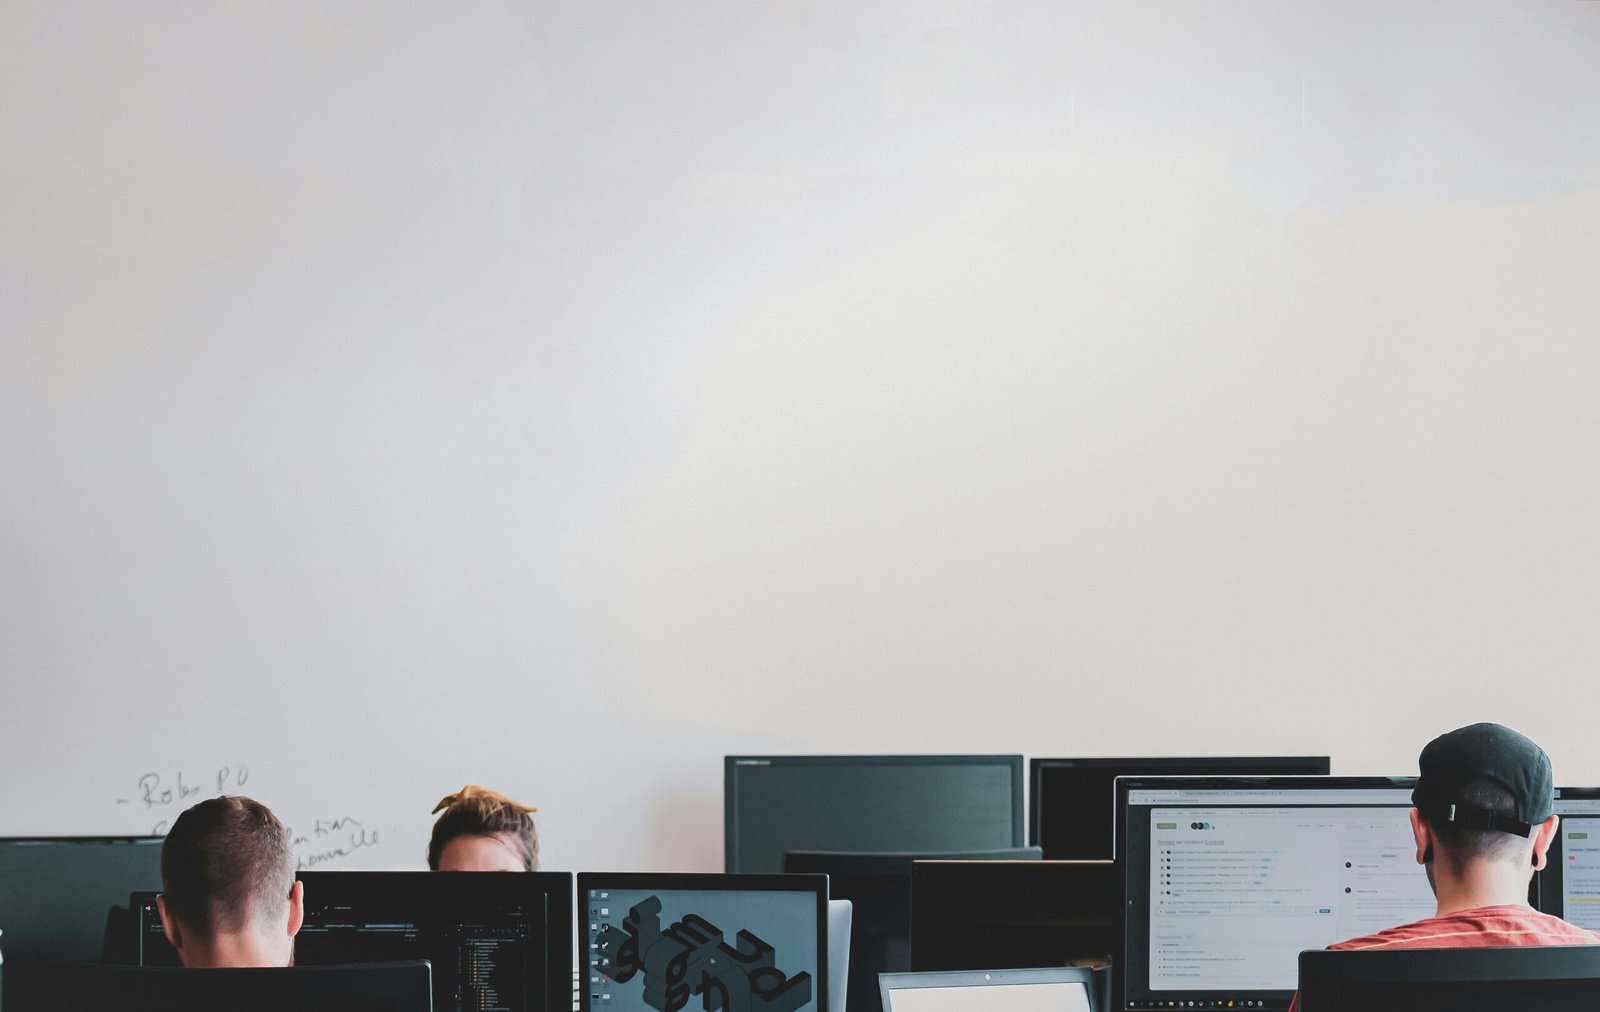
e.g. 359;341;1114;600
1288;723;1598;1012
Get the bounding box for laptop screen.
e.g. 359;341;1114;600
881;970;1094;1012
580;872;827;1012
1117;777;1435;1010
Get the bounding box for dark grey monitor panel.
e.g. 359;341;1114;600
0;836;164;964
1029;756;1331;860
910;859;1116;972
724;755;1025;874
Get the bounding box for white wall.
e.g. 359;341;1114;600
2;0;1598;873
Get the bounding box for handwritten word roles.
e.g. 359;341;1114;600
115;766;251;835
113;766;381;868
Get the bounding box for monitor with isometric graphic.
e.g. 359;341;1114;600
0;835;163;964
137;871;573;1012
1030;757;1331;860
1116;776;1433;1011
724;755;1025;873
579;872;828;1012
1535;787;1600;929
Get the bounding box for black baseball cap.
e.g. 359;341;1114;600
1411;722;1553;838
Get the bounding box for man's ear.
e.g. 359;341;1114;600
1410;808;1434;865
1532;814;1560;872
156;894;184;954
286;878;304;938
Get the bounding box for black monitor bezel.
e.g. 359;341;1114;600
1535;786;1600;918
1028;756;1332;856
1114;774;1417;1012
4;960;434;1012
577;871;830;1012
784;847;1042;878
1298;945;1600;1010
0;835;166;846
723;754;1026;873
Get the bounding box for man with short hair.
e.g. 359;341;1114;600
157;795;303;968
1288;723;1600;1011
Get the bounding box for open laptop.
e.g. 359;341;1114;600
880;968;1097;1012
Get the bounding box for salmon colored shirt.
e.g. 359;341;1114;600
1286;904;1600;1012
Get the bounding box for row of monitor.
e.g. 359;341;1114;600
776;780;1600;1012
16;945;1600;1012
9;765;1600;1012
725;759;1600;1010
723;754;1332;871
137;871;830;1012
0;849;823;1012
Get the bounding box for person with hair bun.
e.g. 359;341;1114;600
428;785;539;872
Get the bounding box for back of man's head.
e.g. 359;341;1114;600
1426;775;1532;865
161;796;294;940
1413;722;1555;870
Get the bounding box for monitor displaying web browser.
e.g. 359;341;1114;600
1535;787;1600;931
1115;777;1434;1011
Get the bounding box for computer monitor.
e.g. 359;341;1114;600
724;755;1025;873
785;849;1042;1012
0;961;434;1012
879;968;1098;1012
910;860;1114;1012
1116;776;1433;1012
0;836;163;964
911;858;1112;967
1030;757;1332;860
579;871;828;1012
136;871;574;1012
1297;945;1600;1011
1535;787;1600;929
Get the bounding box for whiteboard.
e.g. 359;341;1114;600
2;0;1599;874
